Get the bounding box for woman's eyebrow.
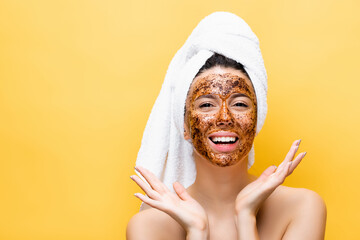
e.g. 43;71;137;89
229;93;250;99
195;94;217;101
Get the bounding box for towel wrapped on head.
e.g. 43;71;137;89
135;11;268;210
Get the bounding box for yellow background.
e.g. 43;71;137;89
0;0;359;239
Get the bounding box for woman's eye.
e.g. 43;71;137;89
234;102;248;107
199;103;213;108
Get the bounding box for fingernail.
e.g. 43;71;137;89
272;165;277;169
130;175;133;180
297;139;302;146
303;152;307;157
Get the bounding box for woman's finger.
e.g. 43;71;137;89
284;139;301;161
257;165;277;182
134;193;163;209
173;182;193;201
272;162;292;185
278;140;301;169
288;152;307;175
271;151;306;186
130;175;161;199
273;158;292;179
135;166;168;193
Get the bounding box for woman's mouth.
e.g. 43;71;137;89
208;133;239;153
210;136;238;144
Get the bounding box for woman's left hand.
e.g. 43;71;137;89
235;139;306;218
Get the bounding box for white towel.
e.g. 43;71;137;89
135;11;267;208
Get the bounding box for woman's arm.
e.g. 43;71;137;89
235;212;259;240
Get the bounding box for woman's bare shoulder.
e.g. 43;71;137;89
126;205;185;240
259;185;326;222
274;185;326;209
273;186;327;238
271;186;326;226
258;186;327;239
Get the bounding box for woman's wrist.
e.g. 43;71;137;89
185;218;209;240
186;226;209;240
235;211;259;240
235;205;256;219
236;211;256;222
183;216;209;232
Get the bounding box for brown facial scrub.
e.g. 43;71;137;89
184;73;257;167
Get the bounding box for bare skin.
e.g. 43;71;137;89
127;67;327;240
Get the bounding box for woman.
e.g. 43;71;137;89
127;12;326;240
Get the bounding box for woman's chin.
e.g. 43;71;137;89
192;143;248;167
207;154;241;167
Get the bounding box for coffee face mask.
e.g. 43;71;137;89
185;72;257;167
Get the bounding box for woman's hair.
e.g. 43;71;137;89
194;52;250;78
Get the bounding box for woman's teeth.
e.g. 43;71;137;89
210;137;237;144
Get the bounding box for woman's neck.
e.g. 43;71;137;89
187;152;255;214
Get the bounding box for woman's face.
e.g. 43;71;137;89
184;66;257;167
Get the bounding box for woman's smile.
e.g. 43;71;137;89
208;131;240;153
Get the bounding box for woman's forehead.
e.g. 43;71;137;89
189;71;256;100
195;66;249;80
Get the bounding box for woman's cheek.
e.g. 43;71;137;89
236;110;257;137
189;113;215;147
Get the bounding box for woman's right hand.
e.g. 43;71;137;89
234;139;305;217
130;166;209;238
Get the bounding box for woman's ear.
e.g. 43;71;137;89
183;122;190;140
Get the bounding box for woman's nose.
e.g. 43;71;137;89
216;102;234;127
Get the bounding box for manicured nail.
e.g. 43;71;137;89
130;175;134;180
303;152;307;157
297;139;302;146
